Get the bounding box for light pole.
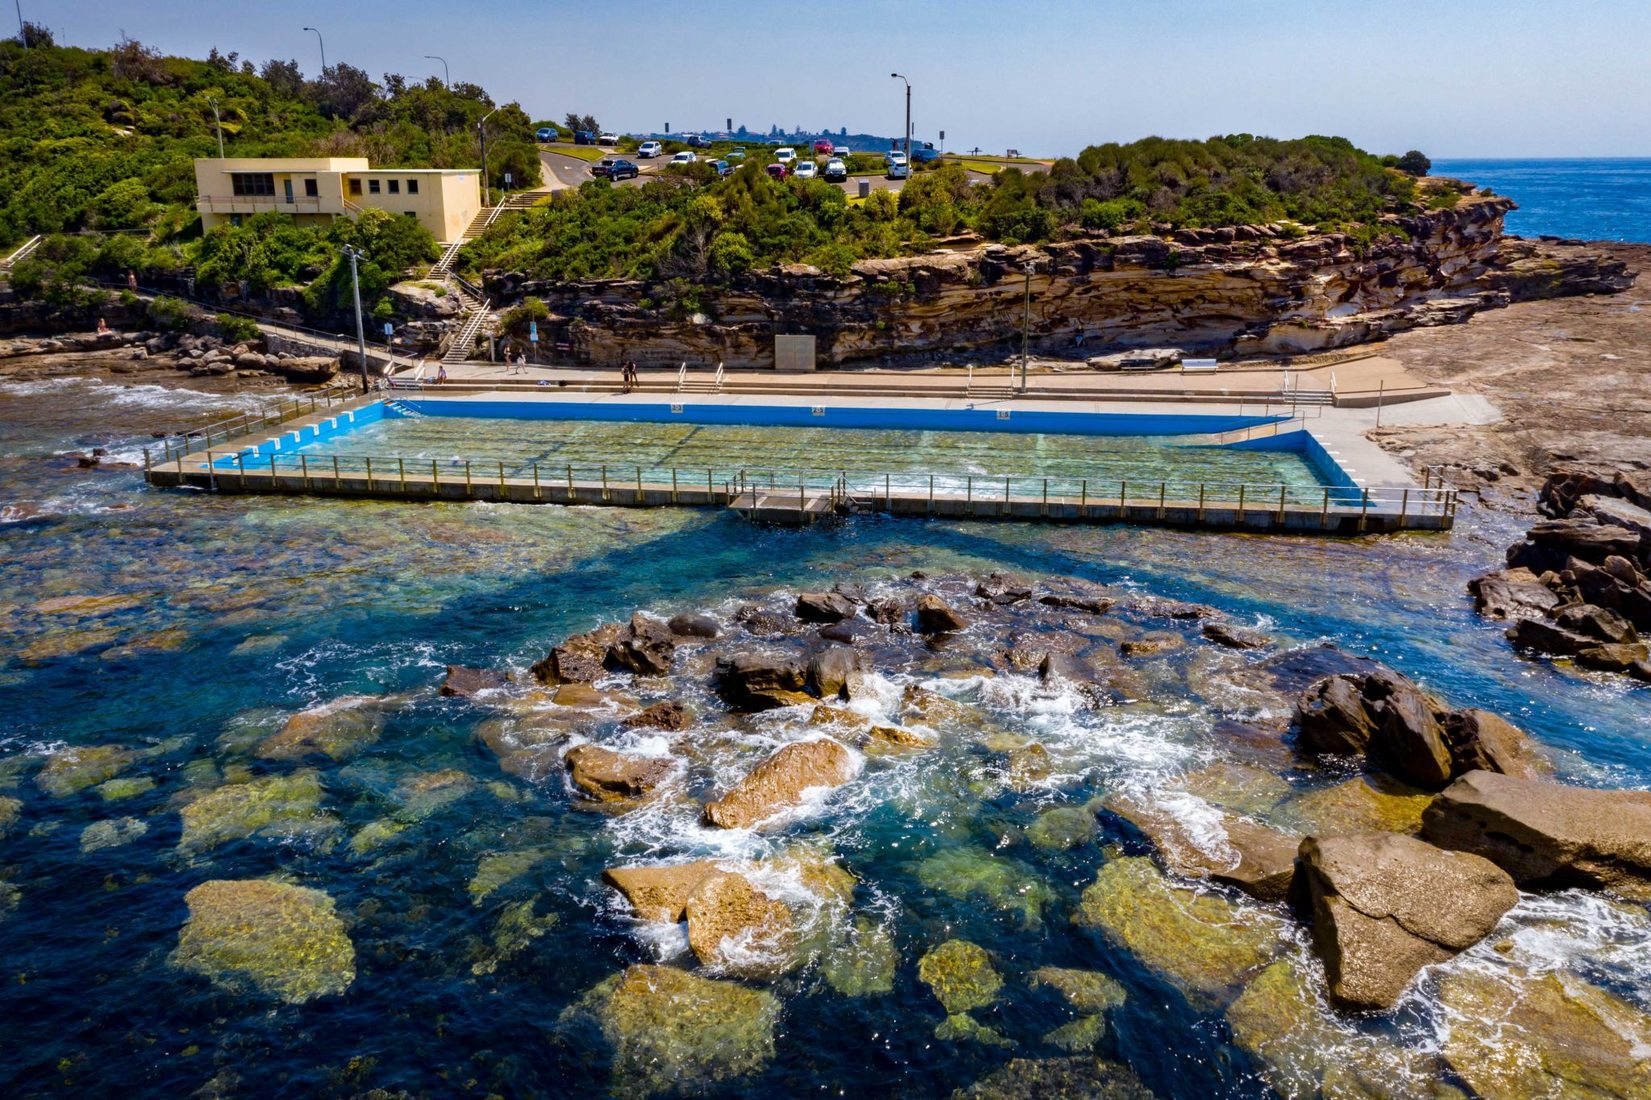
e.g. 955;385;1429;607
302;26;326;75
1020;261;1034;392
14;0;26;50
890;72;910;167
207;96;225;159
342;245;370;394
424;54;449;88
477;104;501;207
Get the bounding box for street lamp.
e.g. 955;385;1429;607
14;0;26;50
302;26;326;75
424;54;449;87
890;72;910;167
1020;261;1034;392
207;96;225;159
477;104;501;207
341;245;370;394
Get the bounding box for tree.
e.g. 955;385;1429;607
312;63;380;122
259;58;304;99
16;21;51;48
1396;150;1432;176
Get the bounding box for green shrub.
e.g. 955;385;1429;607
147;296;193;330
214;312;262;344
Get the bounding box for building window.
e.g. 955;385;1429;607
230;214;243;227
349;179;362;196
404;212;417;219
368;179;381;194
304;179;318;197
387;179;400;194
230;172;275;197
407;179;419;195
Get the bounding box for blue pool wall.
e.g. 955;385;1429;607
207;399;1365;493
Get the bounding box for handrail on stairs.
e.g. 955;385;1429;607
714;362;724;392
676;362;687;392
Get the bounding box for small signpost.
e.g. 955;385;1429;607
529;321;539;344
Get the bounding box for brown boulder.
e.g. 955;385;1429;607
1469;567;1563;621
1105;793;1301;902
606;613;677;676
915;594;968;634
1036;576;1116;614
714;652;812;711
622;701;692;731
1526;518;1642;562
440;665;507;698
795;592;856;623
1555;603;1639;645
1439;710;1550;779
685;871;799;977
667;612;721;639
975;572;1032;604
532;622;625;684
564;744;674;803
703;739;858;829
1422;770;1651;899
1297;833;1518;1010
807;644;865;700
1201;621;1270;650
602;861;722;922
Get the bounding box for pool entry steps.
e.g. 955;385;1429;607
142;393;1459;534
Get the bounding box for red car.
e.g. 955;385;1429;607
765;162;790;179
813;138;834;156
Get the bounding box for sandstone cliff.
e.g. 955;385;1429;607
482;195;1634;368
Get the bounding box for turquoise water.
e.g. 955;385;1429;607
282;414;1334;502
1;374;1648;1097
1436;157;1651;243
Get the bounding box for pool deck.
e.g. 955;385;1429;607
143;384;1472;534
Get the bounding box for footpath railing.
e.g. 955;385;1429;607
147;439;1459;532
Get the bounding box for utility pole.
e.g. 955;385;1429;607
890;72;910;166
424;54;449;87
302;26;326;75
14;0;26;49
1020;262;1033;392
478;104;500;207
342;245;370;394
207;96;225;159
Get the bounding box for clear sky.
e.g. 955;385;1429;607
25;0;1651;157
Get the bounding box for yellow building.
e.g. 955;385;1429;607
193;158;482;243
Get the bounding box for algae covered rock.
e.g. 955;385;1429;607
256;695;386;762
176;771;334;853
1227;958;1462;1100
469;846;552;904
469;897;559;976
952;1056;1156;1099
821;915;899;996
0;795;19;838
36;745;140;797
97;776;156;801
918;939;1003;1015
1026;804;1099;851
1283;772;1435;836
916;846;1056;925
1072;856;1284;1009
173;879;355;1003
1438;966;1651;1099
935;1012;1014;1047
80;816;148;853
558;964;780;1097
1027;967;1127;1015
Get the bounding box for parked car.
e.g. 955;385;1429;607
835;145;852;157
637;140;663;158
912;146;941;163
709;159;731;177
765;162;789;179
822;158;848;182
793;160;818;179
598;132;619;145
727;147;746;161
884;150;908;166
685;134;707;148
535;127;557;142
886;161;909;180
592;158;640;180
573;130;597;145
774;147;796;164
813;138;834;156
670;150;698;164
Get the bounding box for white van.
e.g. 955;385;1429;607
775;147;796;164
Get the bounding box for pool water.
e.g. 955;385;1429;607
1;374;1647;1098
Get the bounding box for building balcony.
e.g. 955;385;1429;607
197;195;333;216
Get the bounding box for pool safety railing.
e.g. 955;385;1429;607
145;384;366;469
145;439;1459;534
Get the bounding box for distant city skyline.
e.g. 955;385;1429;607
22;0;1651;158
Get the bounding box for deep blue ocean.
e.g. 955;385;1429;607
1434;158;1651;243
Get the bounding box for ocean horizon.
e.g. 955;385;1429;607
1433;156;1651;243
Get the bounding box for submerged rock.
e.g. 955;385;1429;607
256;695;385;762
1421;769;1651;899
469;897;559;976
603;860;723;922
558;964;780;1097
821;915;898;996
918;939;1003;1014
97;776;156;801
469;846;552;903
1072;856;1284;1009
952;1057;1155;1100
1105;792;1301;901
0;795;20;838
1227;959;1461;1099
172;879;355;1004
1283;773;1435;837
1439;966;1651;1100
915;846;1056;925
702;738;858;829
1027;966;1127;1014
1297;833;1518;1011
79;816;148;852
935;1012;1014;1047
1025;803;1100;851
176;771;332;854
36;745;140;798
1201;620;1271;650
685;870;799;978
